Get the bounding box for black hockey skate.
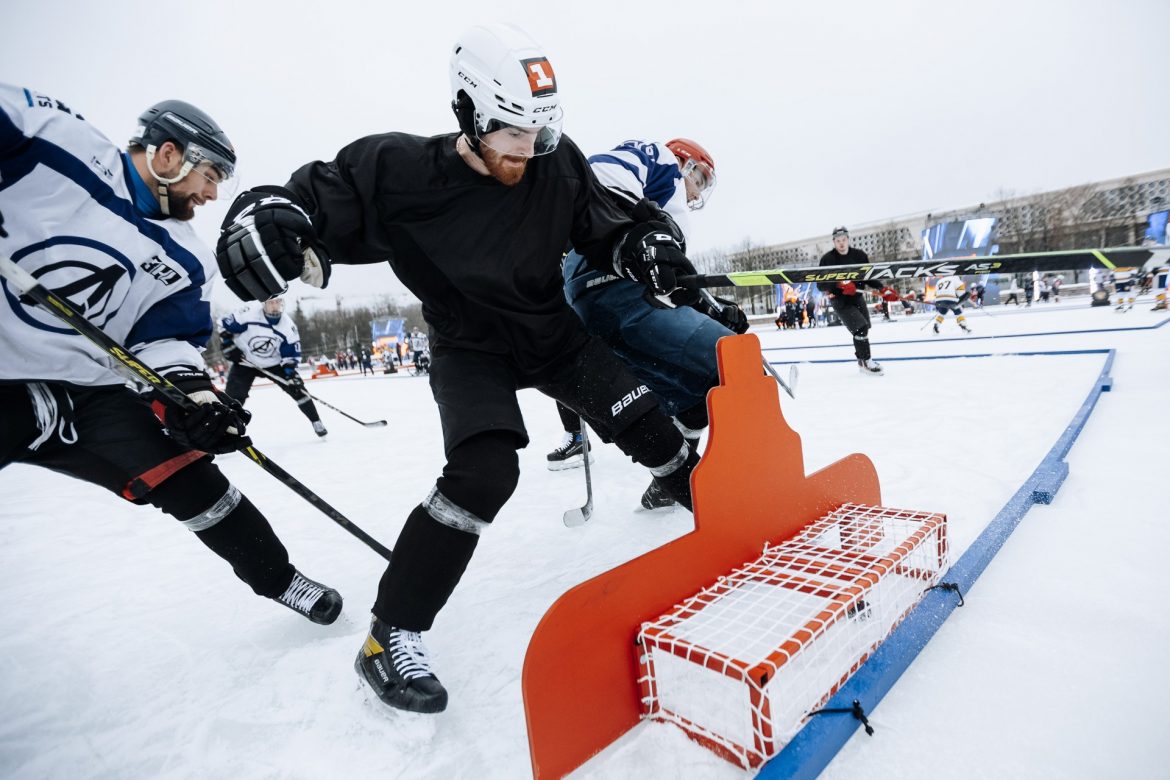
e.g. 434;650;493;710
355;618;448;714
274;570;343;625
313;421;328;437
546;431;592;471
639;478;677;511
858;358;884;377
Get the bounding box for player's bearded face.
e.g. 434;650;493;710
481;144;529;186
164;188;199;221
159;166;219;221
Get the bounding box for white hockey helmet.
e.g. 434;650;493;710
449;23;563;157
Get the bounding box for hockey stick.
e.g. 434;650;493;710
244;360;388;427
678;246;1164;289
0;255;393;562
762;358;798;399
562;417;593;527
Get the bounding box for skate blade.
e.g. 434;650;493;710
635;501;680;513
546;454;594;472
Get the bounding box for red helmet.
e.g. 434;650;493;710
666;138;714;174
666;138;716;210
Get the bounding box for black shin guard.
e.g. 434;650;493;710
146;460;294;598
435;431;521;522
675;401;709;434
298;398;322;423
555;400;581;434
613;410;687;471
373;504;479;631
654;447;700;510
614;411;696;509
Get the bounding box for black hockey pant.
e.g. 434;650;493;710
831;295;872;361
224;362;321;424
0;383;295;598
371;338;699;632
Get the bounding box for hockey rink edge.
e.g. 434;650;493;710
754;348;1116;780
762;313;1169;352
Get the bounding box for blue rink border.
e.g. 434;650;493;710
762;312;1169;352
756;348;1116;780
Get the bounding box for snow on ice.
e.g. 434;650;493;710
1;298;1166;779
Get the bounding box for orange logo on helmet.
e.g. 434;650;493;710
521;57;557;97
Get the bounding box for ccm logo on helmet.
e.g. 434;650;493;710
457;69;478;90
521;57;557;96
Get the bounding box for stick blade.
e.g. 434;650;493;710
363;420;389;427
562;507;590;527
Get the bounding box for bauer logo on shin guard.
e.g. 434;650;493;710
612;385;650;417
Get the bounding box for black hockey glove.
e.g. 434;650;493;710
629;197;685;251
696;293;749;334
615;222;700;309
281;363;305;389
152;371;252;454
219;332;241;362
216;186;332;302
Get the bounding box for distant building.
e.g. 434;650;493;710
730;167;1170;269
717;168;1170;313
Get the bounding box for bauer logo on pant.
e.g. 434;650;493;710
611;385;650;417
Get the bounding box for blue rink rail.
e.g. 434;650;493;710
762;312;1168;353
756;348;1116;780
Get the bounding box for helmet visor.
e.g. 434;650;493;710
681;159;716;210
475;113;562;158
184;142;238;199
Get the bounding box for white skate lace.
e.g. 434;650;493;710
278;572;324;614
554;431;576;454
387;630;434;680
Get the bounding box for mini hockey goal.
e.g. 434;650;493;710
636;503;948;769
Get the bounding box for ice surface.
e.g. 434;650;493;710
2;299;1167;779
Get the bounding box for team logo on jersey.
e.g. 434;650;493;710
520;57;557;97
3;238;134;334
247;334;279;358
140;256;182;286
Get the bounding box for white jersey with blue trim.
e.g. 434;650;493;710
219;302;301;369
0;83;216;388
588;140;691;232
563;140;689;301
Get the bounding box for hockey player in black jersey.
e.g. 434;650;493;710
216;23;704;715
0;88;342;631
817;227;885;376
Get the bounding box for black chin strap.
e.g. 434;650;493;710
452;93;482;155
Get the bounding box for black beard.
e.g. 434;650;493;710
481;146;529;186
164;188;197;221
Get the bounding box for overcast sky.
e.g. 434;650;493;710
4;0;1167;311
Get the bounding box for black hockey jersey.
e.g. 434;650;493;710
285;133;633;374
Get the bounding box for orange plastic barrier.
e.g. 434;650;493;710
310;365;339;379
522;333;881;779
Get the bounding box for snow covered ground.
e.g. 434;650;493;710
1;297;1166;779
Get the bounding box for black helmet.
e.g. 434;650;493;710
130;99;236;179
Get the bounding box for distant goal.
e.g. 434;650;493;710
636;503;948;769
